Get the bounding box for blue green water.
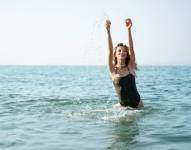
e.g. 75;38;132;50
0;65;191;150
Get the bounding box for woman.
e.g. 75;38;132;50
104;18;144;109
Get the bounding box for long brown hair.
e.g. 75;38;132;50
114;43;130;66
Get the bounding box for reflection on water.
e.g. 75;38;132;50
106;114;140;150
64;104;142;150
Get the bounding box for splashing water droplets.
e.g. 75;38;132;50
82;13;110;65
65;103;143;124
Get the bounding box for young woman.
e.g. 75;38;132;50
104;18;144;109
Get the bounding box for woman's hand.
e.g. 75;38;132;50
125;18;132;29
104;19;111;31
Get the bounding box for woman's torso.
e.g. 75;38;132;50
111;66;140;108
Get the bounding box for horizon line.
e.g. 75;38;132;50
0;64;191;66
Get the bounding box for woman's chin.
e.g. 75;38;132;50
117;56;126;60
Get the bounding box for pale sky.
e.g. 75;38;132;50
0;0;191;65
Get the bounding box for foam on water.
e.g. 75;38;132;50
64;103;144;124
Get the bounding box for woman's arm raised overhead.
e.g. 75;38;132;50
104;19;114;74
125;18;137;70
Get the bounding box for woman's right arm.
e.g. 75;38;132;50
104;20;114;74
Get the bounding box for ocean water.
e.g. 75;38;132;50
0;65;191;150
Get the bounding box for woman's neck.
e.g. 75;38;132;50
116;59;126;67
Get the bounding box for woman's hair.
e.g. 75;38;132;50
114;43;130;66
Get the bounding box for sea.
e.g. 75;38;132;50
0;65;191;150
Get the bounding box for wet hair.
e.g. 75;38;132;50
114;43;130;66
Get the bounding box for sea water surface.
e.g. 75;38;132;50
0;65;191;150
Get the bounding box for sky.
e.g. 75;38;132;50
0;0;191;65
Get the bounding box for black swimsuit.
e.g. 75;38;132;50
113;71;141;108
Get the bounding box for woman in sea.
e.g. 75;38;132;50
104;18;144;109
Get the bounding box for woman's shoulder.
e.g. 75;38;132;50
109;67;118;80
128;61;137;70
128;65;136;76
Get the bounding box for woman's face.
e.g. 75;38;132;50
115;46;128;60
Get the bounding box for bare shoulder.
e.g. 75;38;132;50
128;63;135;70
108;67;117;80
129;58;136;68
128;64;136;75
107;63;115;74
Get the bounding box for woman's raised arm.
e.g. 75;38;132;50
104;19;114;74
125;18;136;69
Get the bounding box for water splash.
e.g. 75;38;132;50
82;13;111;65
64;104;143;124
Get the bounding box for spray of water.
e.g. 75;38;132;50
64;103;143;123
82;13;110;65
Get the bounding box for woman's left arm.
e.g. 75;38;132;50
125;18;136;69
